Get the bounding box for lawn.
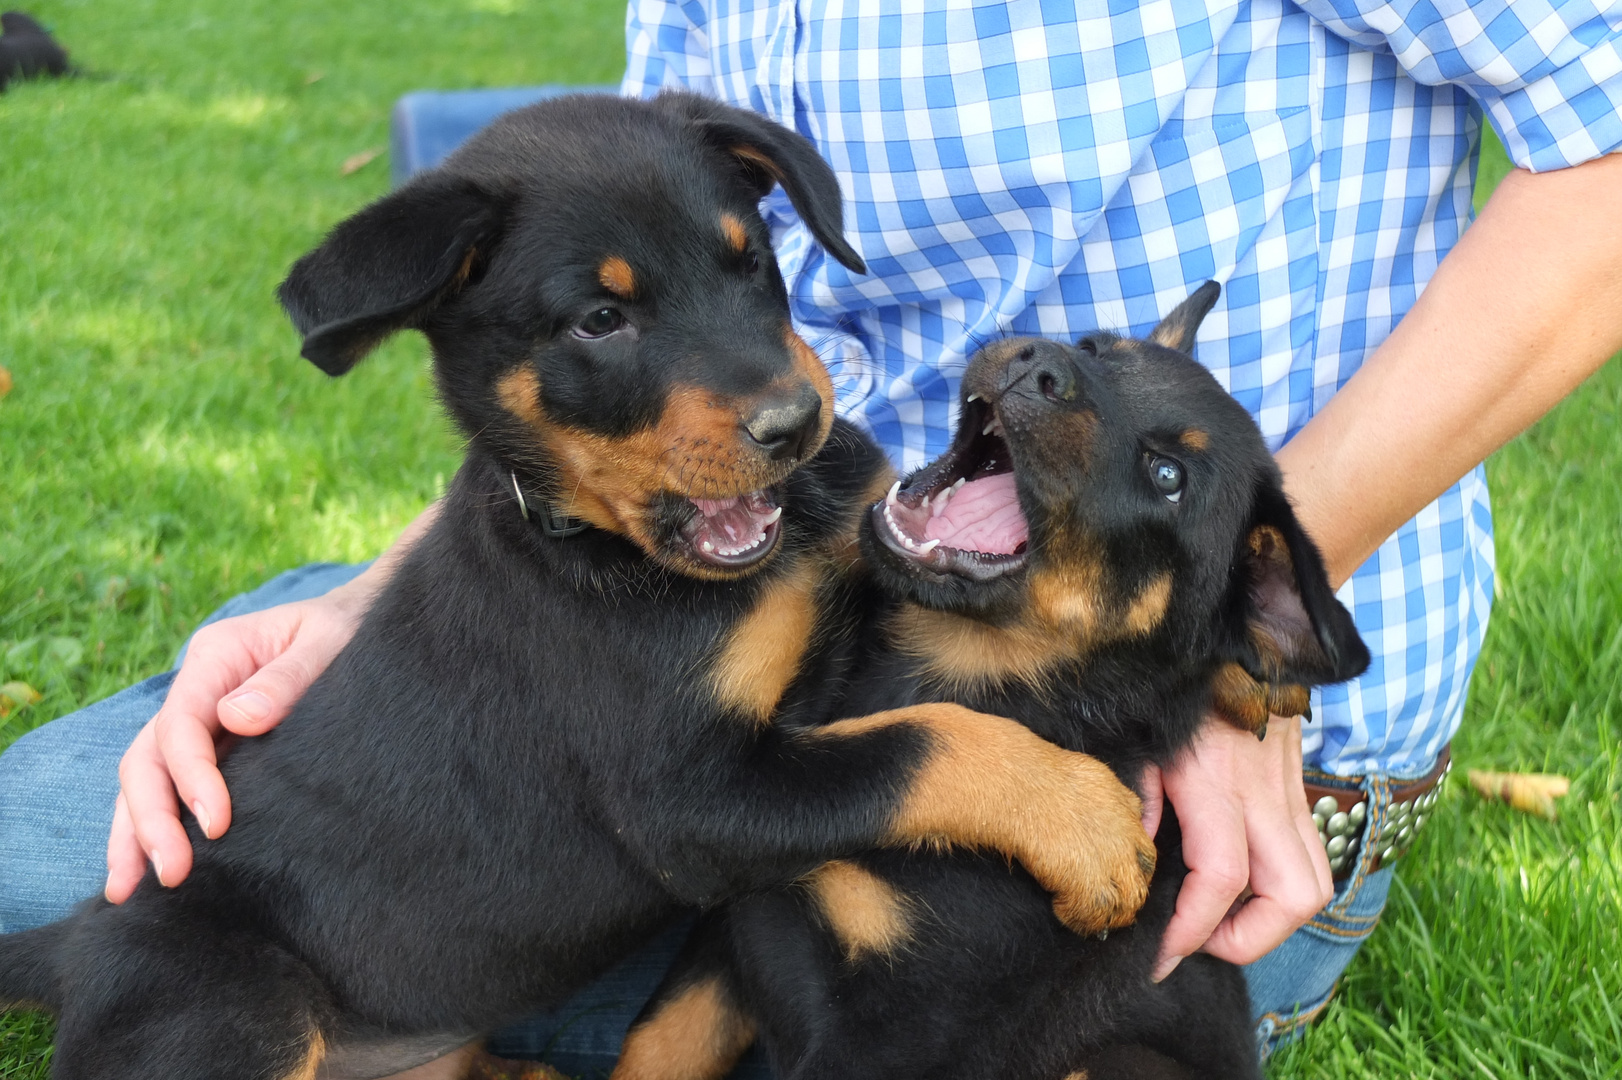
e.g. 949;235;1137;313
2;2;1618;1076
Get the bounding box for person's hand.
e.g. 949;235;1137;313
104;581;376;901
105;504;440;902
1138;713;1332;982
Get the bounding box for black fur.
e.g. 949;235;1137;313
0;92;1157;1080
627;284;1371;1079
3;92;1141;1076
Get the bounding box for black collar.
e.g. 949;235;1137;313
510;471;590;538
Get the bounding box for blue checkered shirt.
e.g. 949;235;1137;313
623;0;1622;778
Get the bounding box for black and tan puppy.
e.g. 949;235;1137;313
614;283;1371;1080
0;93;1157;1080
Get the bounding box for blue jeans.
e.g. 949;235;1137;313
0;564;1398;1073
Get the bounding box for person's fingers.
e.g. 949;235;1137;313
1154;784;1248;980
105;792;146;903
117;723;192;889
215;631;343;740
1138;761;1165;838
152;701;230;843
1275;714;1334;909
1200;790;1329;964
148;608;321;849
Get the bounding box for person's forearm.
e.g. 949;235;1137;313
1276;152;1622;588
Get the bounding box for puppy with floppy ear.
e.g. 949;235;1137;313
0;93;1155;1080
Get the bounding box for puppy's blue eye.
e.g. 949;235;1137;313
1150;457;1184;503
575;308;624;338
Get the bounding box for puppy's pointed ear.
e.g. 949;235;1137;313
1231;481;1370;689
1147;280;1221;354
278;176;506;376
654;91;866;275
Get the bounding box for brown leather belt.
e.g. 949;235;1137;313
1305;746;1451;880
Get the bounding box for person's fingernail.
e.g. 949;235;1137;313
223;690;271;723
151;850;166;886
1151;955;1183;983
192;800;214;839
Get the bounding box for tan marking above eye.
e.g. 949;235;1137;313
1179;428;1211;452
803;860;914;961
710;558;822;725
611;976;756;1080
719;212;749;254
597;255;636;298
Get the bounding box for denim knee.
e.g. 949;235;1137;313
0;672;174;932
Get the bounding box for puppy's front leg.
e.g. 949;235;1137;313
617;703;1154;937
816;704;1156;935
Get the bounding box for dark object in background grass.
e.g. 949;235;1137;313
0;91;1155;1080
0;13;69;92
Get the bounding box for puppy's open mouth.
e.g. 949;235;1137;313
678;489;784;569
872;397;1029;580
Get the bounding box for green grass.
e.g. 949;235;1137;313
2;5;1619;1076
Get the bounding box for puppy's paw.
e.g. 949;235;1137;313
1033;757;1157;936
1210;662;1310;737
856;704;1155;934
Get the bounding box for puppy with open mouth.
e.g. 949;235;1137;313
616;282;1371;1080
0;92;1157;1080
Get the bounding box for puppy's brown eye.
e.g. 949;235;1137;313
575;308;624;339
745;250;761;275
1149;456;1184;503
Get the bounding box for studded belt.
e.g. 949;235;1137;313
1306;746;1451;880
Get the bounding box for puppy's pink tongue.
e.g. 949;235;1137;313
921;473;1028;555
689;491;779;553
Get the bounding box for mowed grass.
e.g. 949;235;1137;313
2;3;1618;1076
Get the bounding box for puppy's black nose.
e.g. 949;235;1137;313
1001;342;1079;404
744;382;823;461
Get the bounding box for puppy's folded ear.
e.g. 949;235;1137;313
653;91;867;275
1229;481;1370;689
278;176;505;375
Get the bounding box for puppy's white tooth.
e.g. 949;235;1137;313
966;392;981;403
930;488;951;518
763;507;783;525
916;538;941;556
983;419;996;435
886;480;901;507
701;540;714;553
951;477;968;492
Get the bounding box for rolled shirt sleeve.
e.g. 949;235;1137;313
1299;0;1622;170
